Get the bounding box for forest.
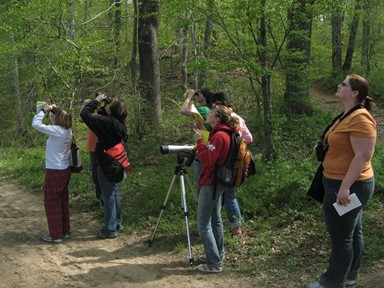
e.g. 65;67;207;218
0;0;383;286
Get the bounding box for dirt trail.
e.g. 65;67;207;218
0;177;261;288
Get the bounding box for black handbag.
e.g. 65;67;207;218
307;164;324;203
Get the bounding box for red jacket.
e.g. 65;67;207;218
196;123;235;186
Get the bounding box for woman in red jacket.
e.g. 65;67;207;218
194;105;239;273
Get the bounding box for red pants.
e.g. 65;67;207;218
44;168;71;239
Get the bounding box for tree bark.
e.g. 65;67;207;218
10;33;24;135
361;0;371;75
331;8;343;72
181;26;188;92
130;0;139;91
284;0;313;116
114;0;121;67
342;2;360;72
198;0;214;89
138;0;161;128
259;0;275;162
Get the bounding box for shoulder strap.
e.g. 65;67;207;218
321;104;362;138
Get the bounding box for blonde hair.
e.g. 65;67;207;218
52;107;72;129
215;105;239;130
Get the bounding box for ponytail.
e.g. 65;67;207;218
363;96;375;112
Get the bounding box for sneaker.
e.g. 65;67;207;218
197;264;222;273
42;235;63;244
116;224;123;231
307;282;324;288
346;279;357;287
231;226;244;237
96;232;117;239
62;232;71;239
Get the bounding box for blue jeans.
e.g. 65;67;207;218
90;152;102;200
319;177;374;288
224;187;242;229
193;159;201;199
198;184;226;268
97;165;122;236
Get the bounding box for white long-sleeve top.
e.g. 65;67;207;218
32;111;72;170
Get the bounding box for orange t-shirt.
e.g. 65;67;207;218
323;109;376;180
87;129;98;152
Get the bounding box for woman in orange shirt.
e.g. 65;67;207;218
309;74;376;288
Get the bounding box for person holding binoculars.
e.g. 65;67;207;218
32;103;73;244
80;93;128;239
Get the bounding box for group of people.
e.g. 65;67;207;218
32;94;128;243
32;74;377;287
181;88;254;273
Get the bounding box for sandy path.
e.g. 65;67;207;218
0;177;260;288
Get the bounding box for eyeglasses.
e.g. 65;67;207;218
341;82;350;88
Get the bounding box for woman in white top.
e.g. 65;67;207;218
32;104;72;244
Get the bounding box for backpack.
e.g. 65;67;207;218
215;130;255;187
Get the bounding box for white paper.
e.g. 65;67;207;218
333;193;362;216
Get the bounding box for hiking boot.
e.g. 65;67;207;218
197;264;222;273
42;235;63;244
96;232;117;239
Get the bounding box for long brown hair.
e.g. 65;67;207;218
348;74;375;111
106;98;128;123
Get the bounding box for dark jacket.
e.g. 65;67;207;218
80;100;127;153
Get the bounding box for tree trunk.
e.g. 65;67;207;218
259;0;275;162
130;0;138;91
191;20;198;88
181;26;188;92
342;2;360;72
284;0;313;116
67;0;75;41
198;0;214;89
138;0;161;129
114;0;121;67
331;8;343;72
11;33;24;135
361;0;371;75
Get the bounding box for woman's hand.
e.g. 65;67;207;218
194;127;202;141
43;104;53;114
95;93;107;103
336;188;351;206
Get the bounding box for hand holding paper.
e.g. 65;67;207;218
333;193;362;216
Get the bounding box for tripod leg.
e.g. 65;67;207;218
184;174;197;202
148;174;177;246
180;174;194;265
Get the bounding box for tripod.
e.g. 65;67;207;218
148;152;196;265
